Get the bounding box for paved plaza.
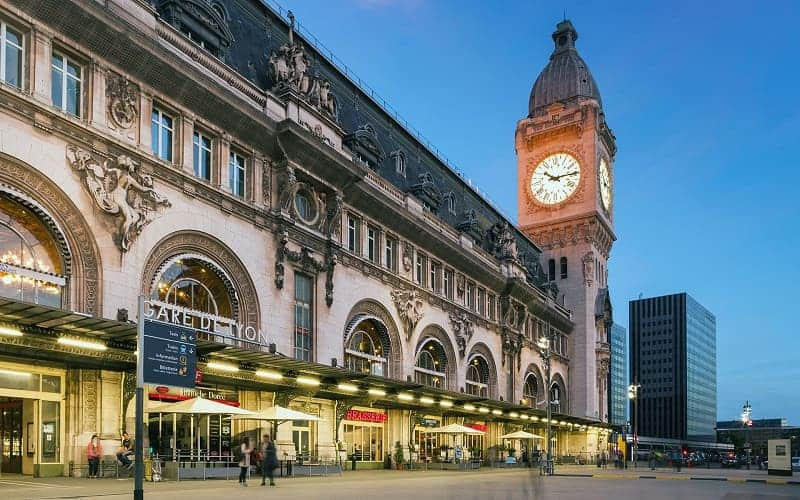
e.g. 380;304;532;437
1;467;798;500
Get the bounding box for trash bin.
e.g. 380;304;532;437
144;458;152;482
351;454;357;471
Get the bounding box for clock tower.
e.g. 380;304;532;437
516;20;616;422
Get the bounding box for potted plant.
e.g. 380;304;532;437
393;441;404;470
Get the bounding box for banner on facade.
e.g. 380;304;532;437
142;319;196;388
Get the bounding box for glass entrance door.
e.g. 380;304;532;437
0;398;22;473
292;420;310;462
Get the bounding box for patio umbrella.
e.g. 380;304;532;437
147;396;254;415
500;430;543;439
425;423;485;435
230;405;319;422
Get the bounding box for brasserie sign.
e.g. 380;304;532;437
143;300;268;347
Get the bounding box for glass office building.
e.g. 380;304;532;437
609;323;628;427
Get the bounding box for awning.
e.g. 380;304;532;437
147;396;253;415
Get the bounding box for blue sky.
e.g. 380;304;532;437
280;0;800;423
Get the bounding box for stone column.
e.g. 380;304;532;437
31;26;52;104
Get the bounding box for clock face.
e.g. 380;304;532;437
530;153;581;205
599;158;612;211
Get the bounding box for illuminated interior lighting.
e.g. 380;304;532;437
463;404;476;411
419;396;435;405
367;388;386;397
0;368;31;377
0;326;22;337
478;407;490;414
491;409;502;416
338;383;359;392
57;336;107;351
397;393;414;401
296;376;320;386
531;416;540;422
560;421;567;426
520;414;530;420
206;361;239;372
439;400;453;408
509;412;519;418
255;370;283;381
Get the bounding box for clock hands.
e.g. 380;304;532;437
545;170;579;182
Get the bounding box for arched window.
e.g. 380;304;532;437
550;383;562;413
547;258;556;281
0;195;66;307
560;257;568;279
151;256;233;317
445;193;456;215
523;374;539;408
394;151;406;177
465;356;489;397
415;339;447;389
345;319;387;376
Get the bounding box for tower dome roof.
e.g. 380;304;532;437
529;20;602;117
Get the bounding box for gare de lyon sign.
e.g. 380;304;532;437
141;300;270;389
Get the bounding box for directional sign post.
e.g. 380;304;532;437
135;297;198;498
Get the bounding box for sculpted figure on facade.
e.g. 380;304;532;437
105;73;138;129
449;310;474;358
491;221;519;261
278;164;297;214
66;146;170;252
401;242;413;272
390;288;424;340
582;251;595;286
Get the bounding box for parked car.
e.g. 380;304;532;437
792;457;800;472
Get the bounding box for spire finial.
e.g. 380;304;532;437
287;10;295;45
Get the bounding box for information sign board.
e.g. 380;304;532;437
142;320;196;388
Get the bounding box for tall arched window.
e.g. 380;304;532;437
547;258;556;281
550;383;562;413
560;257;568;279
345;319;387;376
465;356;489;397
415;339;447;389
523;374;539;408
0;195;66;307
151;256;233;317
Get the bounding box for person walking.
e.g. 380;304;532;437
238;437;252;486
86;434;102;478
648;450;656;470
116;431;133;469
260;434;278;486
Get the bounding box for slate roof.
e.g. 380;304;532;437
155;0;550;286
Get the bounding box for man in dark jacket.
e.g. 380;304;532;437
260;434;278;486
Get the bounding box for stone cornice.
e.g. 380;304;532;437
522;214;616;259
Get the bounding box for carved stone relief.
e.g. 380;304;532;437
449;310;474;358
582;251;595;286
390;288;424;340
490;221;519;262
274;227;337;306
105;73;139;129
67;146;171;252
401;241;413;272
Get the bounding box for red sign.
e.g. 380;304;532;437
345;409;387;423
468;423;488;432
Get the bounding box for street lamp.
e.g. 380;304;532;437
537;333;555;475
741;401;752;470
628;383;641;468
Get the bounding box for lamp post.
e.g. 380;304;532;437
537;334;555;475
741;401;752;470
628;383;640;468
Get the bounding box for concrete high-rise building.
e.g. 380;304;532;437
608;323;627;427
629;293;717;441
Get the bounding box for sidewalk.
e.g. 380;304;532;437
551;463;800;485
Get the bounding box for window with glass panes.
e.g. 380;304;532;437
0;22;23;88
429;261;440;293
343;421;384;462
443;269;453;299
346;215;359;252
384;237;396;272
151;108;173;161
229;151;245;197
466;282;475;310
366;226;377;262
51;51;81;116
192;130;212;180
415;252;426;286
294;273;313;361
477;288;486;316
488;294;496;320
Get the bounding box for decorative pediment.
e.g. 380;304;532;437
409;172;442;211
343;124;384;170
